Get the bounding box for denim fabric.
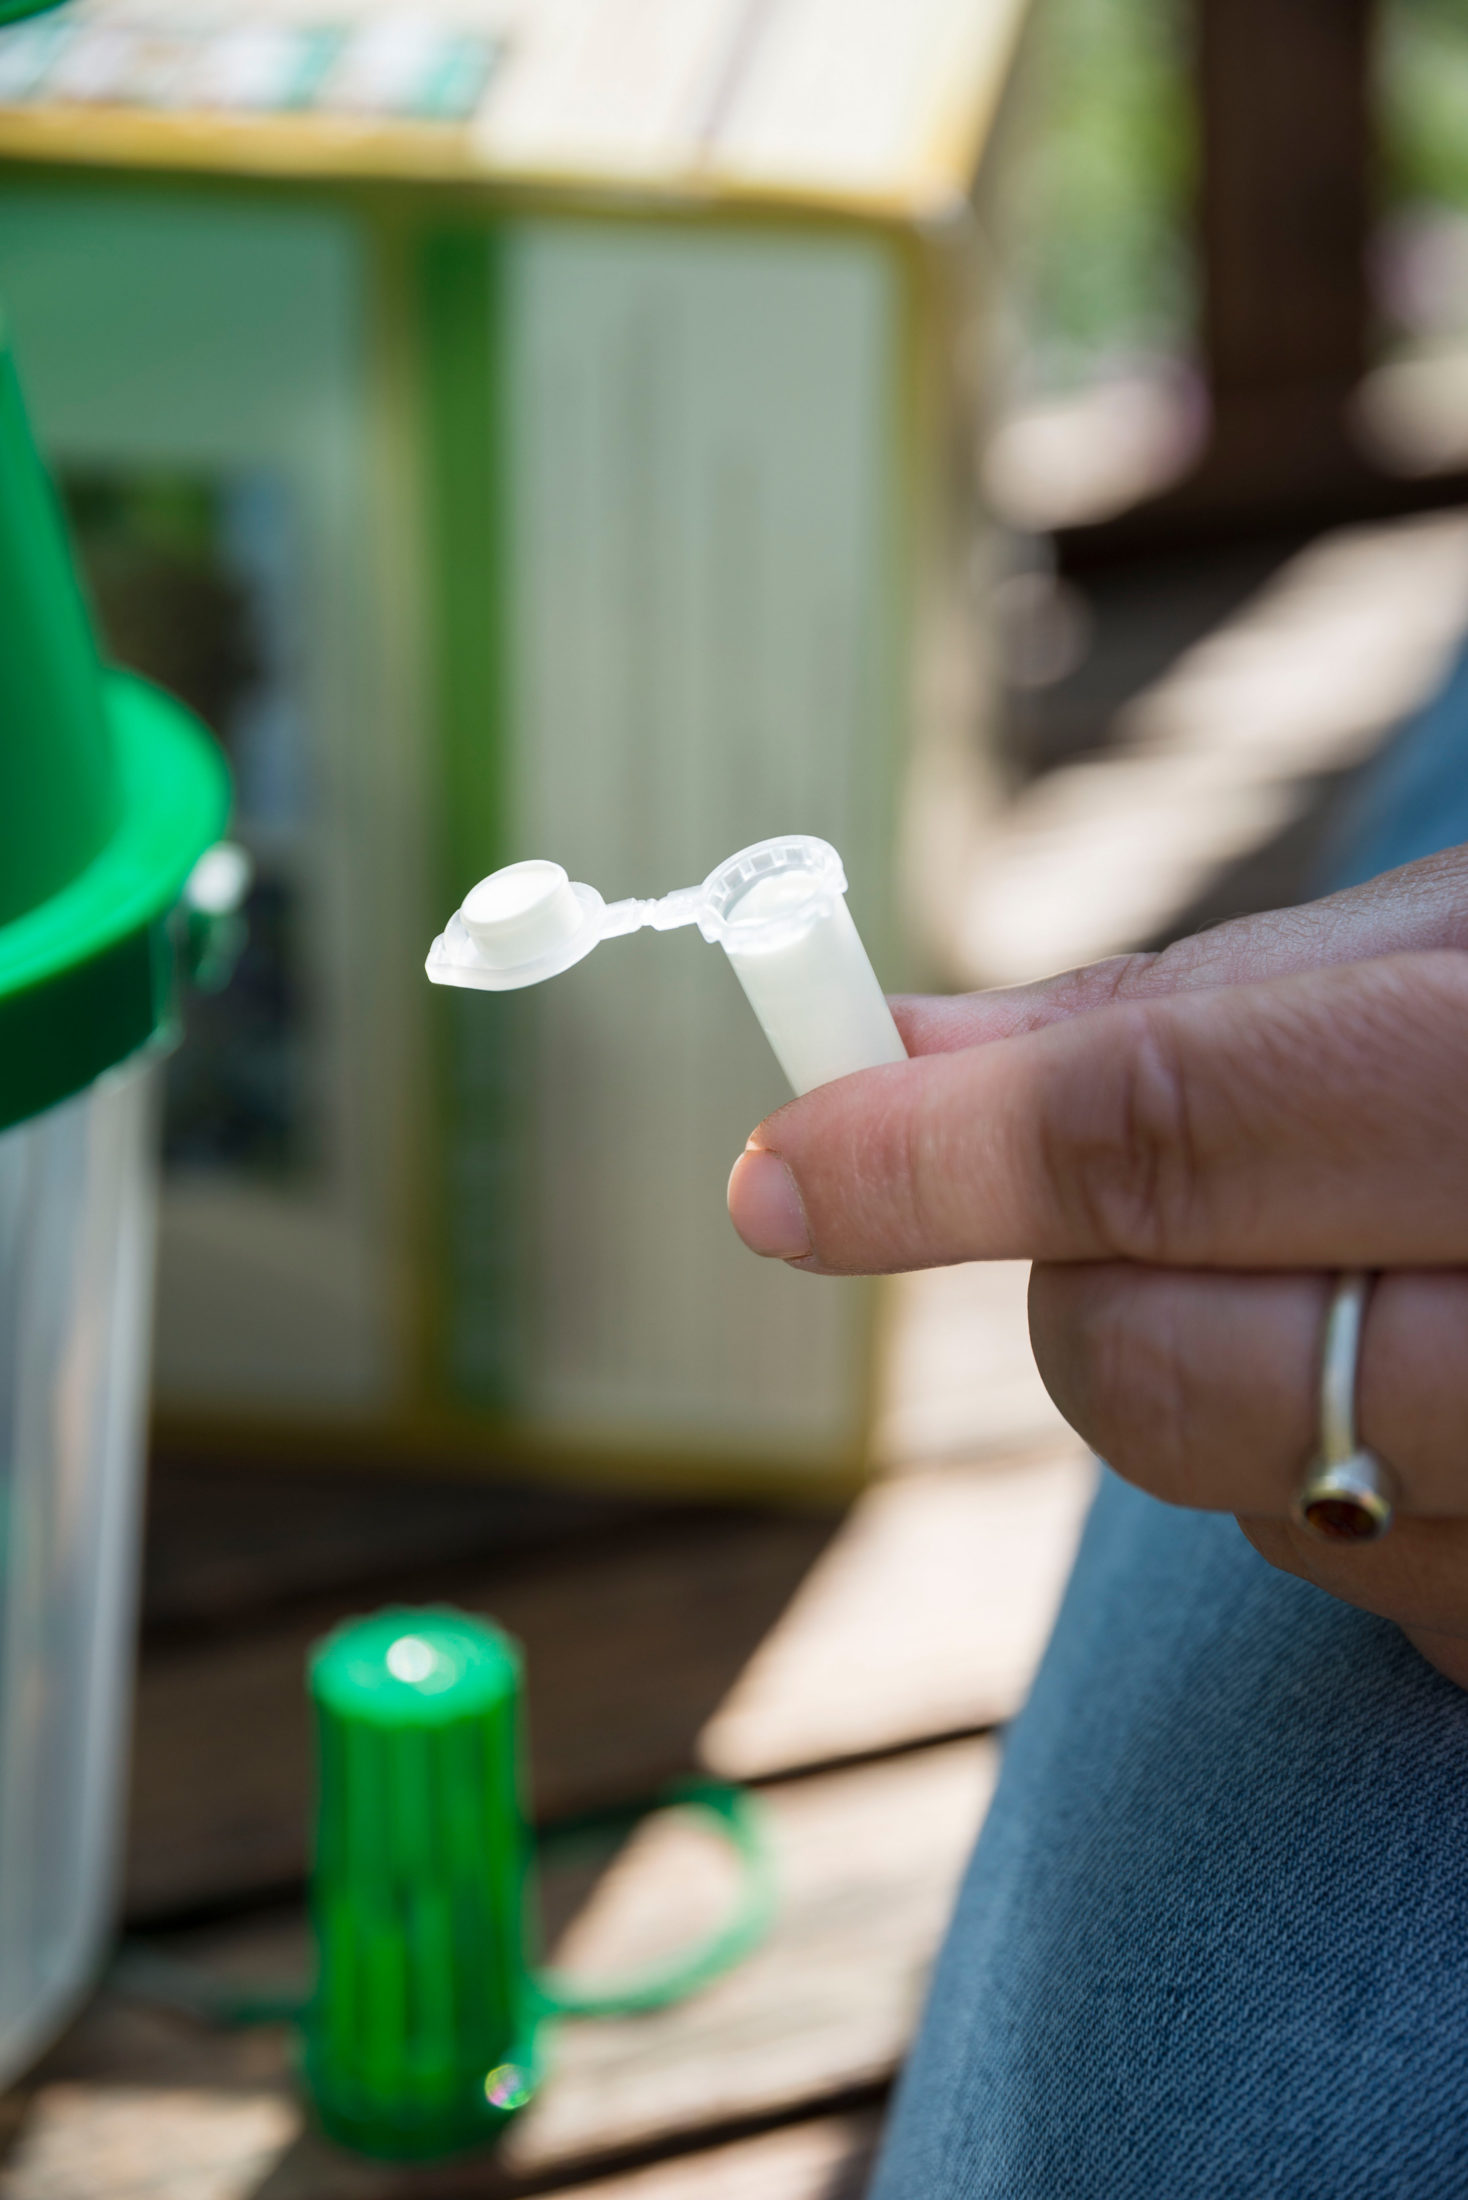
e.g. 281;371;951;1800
870;1478;1468;2198
870;656;1468;2197
1314;637;1468;891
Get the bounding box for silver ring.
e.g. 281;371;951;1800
1292;1271;1396;1544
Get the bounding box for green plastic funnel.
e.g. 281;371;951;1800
0;331;228;1132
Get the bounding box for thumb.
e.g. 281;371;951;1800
726;952;1468;1275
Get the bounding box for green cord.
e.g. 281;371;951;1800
534;1778;775;2019
108;1945;306;2028
112;1778;774;2031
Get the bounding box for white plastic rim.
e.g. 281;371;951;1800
696;836;846;947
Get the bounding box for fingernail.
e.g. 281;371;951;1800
727;1147;812;1260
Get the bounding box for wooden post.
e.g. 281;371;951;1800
1194;0;1374;512
1058;0;1468;555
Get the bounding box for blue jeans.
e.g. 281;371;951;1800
870;646;1468;2198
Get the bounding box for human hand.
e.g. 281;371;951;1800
726;847;1468;1686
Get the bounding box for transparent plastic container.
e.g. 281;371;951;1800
0;1060;155;2082
0;288;229;2081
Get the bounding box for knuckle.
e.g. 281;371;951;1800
1044;1009;1206;1262
896;1081;957;1262
838;1077;942;1271
848;1063;965;1266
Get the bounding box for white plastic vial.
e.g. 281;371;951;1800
427;834;908;1097
703;841;907;1096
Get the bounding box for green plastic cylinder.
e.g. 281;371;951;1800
305;1609;540;2160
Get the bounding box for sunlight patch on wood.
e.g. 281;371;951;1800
949;510;1468;985
0;2085;299;2200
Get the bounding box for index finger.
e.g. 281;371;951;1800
895;842;1468;1057
729;951;1468;1273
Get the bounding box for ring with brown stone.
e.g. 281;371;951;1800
1292;1273;1397;1545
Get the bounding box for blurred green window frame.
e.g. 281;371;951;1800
1381;0;1468;213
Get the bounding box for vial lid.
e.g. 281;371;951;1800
429;860;606;990
461;860;586;966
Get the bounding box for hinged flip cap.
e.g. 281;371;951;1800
425;836;850;992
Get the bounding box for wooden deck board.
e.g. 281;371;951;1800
5;1741;992;2199
699;1448;1092;1780
872;1261;1069;1466
941;511;1468;989
0;2093;880;2200
506;1740;995;2178
125;1447;1087;1919
125;1505;840;1917
531;2114;880;2200
141;1466;651;1635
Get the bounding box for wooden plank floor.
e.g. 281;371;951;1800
534;2115;882;2200
2;1743;994;2199
508;1741;997;2180
126;1440;1089;1918
124;1257;1081;1922
0;1253;1089;2200
1;2095;882;2200
919;507;1468;991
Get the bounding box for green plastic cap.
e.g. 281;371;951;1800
0;334;228;1132
305;1609;540;2160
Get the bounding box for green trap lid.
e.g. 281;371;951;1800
0;334;228;1133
